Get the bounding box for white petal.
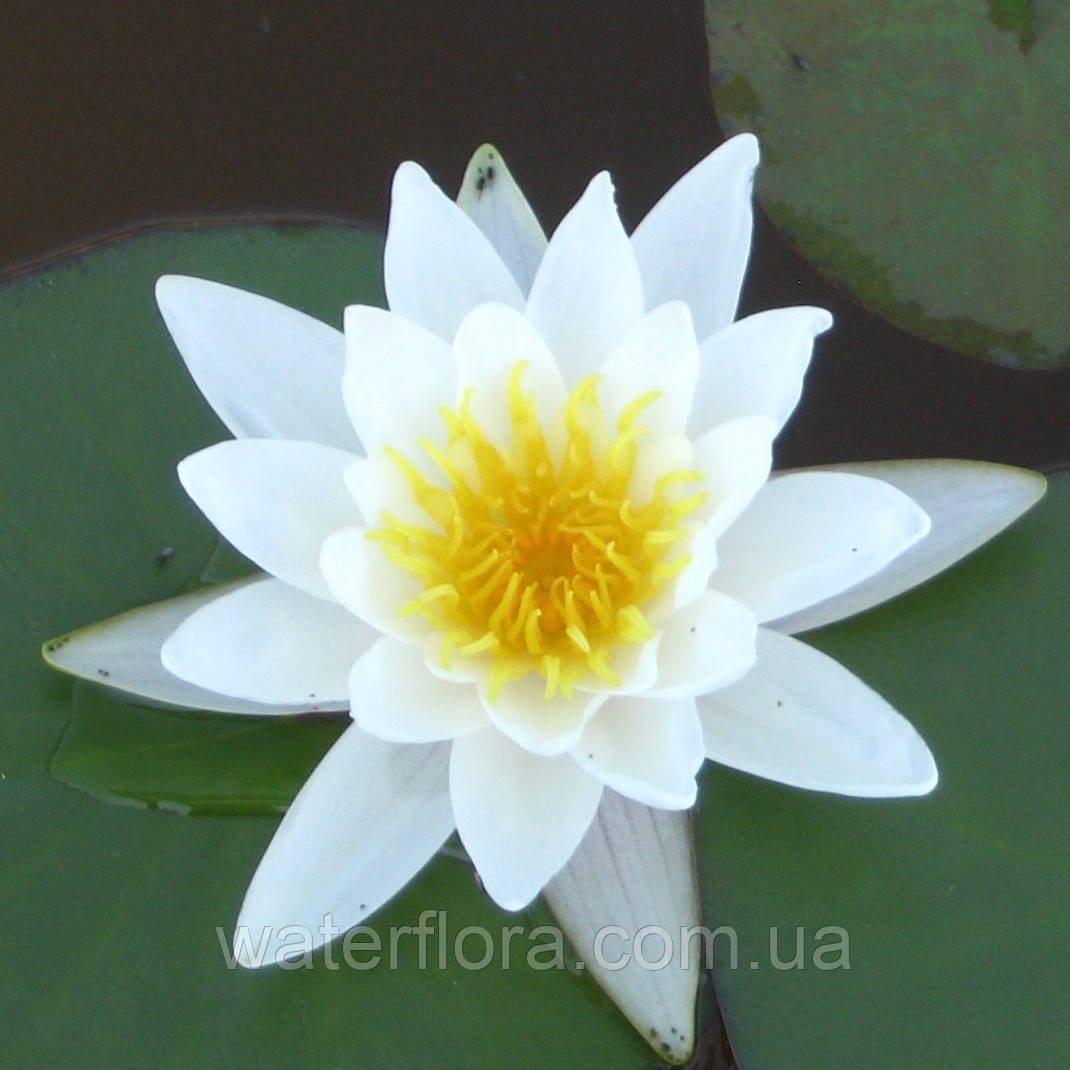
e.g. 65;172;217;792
319;527;429;644
177;439;362;601
647;590;757;698
698;628;937;796
714;471;931;624
235;727;453;965
690;414;776;537
689;306;833;437
573;696;704;809
384;161;524;340
544;791;701;1065
155;276;358;451
630;134;759;341
526;172;644;384
481;674;608;756
599;302;699;439
161;577;375;705
450;728;603;910
342;305;456;459
349;637;487;742
773;460;1048;633
43;579;340;715
452;302;568;450
456;144;548;296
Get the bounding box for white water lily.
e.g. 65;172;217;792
44;136;1045;1064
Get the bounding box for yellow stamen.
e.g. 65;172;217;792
368;363;710;698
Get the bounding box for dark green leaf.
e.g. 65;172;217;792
708;0;1070;368
52;683;346;816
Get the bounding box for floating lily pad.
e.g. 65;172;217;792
707;0;1070;368
702;472;1070;1068
52;683;346;815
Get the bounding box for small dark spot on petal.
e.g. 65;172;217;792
475;164;497;196
776;699;784;707
97;668;110;677
689;625;696;633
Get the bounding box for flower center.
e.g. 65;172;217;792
368;363;707;700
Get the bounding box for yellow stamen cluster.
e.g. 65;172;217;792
368;363;707;701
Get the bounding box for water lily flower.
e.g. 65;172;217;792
44;135;1046;1064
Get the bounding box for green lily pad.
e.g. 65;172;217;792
0;224;653;1069
707;0;1070;368
52;683;346;815
702;472;1069;1068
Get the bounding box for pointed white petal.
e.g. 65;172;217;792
452;302;568;450
236;727;453;965
689;306;833;437
177;439;362;601
698;628;937;796
714;471;931;624
155;276;358;450
773;460;1048;633
481;675;607;756
526;172;644;384
599;302;699;439
342;305;456;459
384;161;524;340
450;727;602;910
349;637;487;742
690;414;777;537
319;527;429;644
43;579;340;714
456;144;548;296
573;696;704;809
544;791;701;1065
630;134;759;341
647;590;757;698
160;577;373;705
